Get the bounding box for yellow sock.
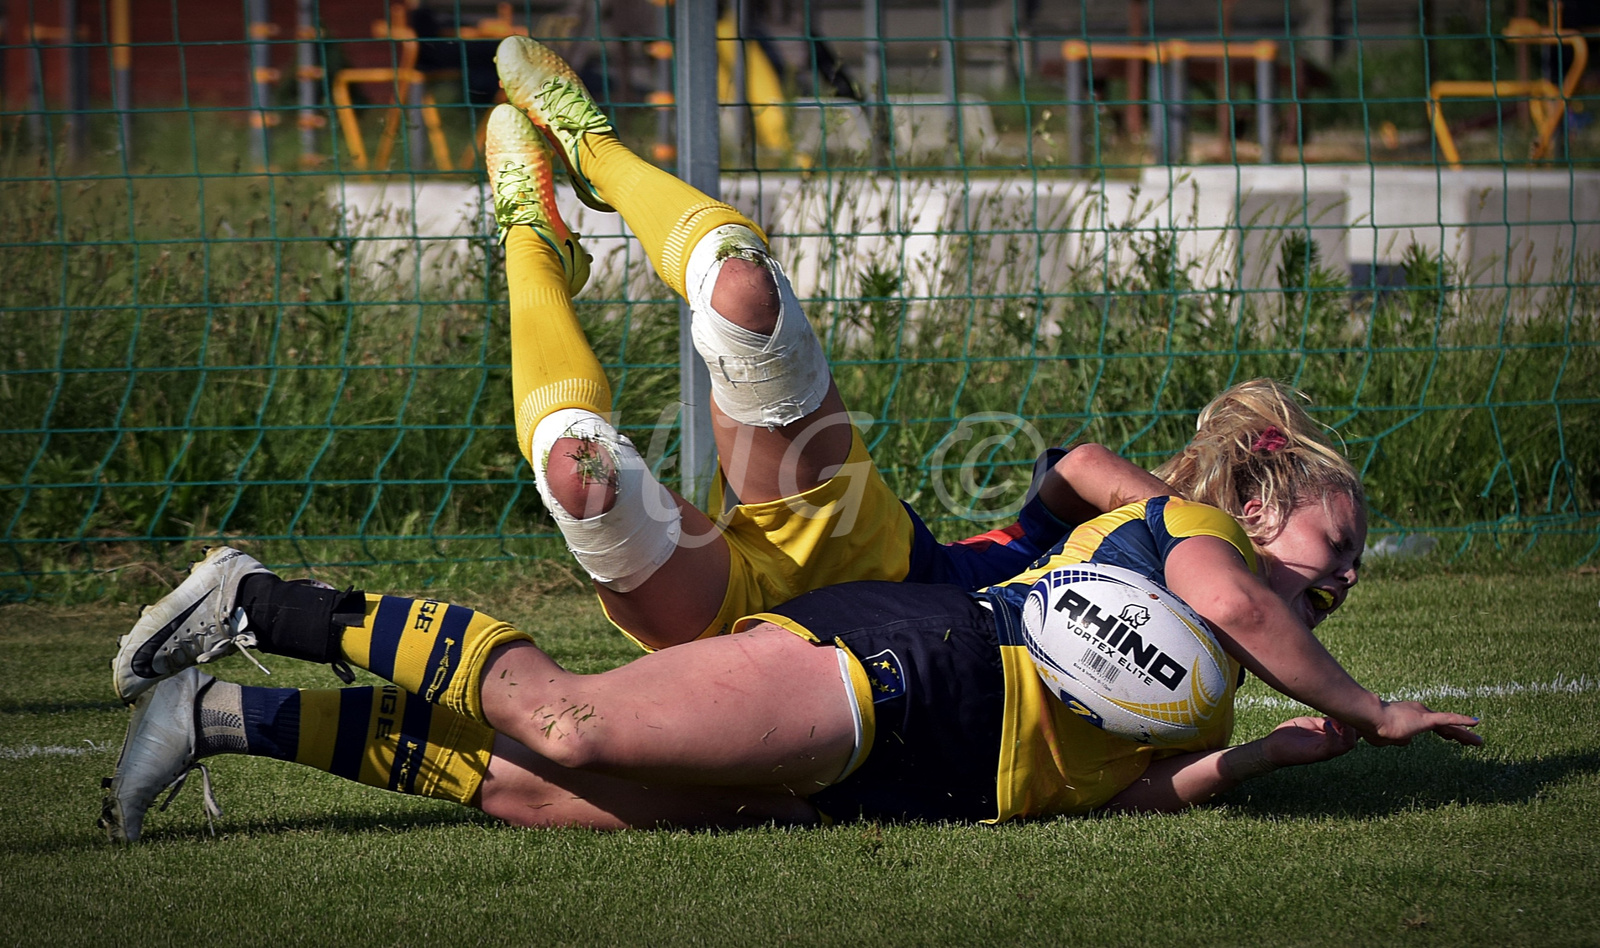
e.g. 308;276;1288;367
576;134;766;298
507;227;612;461
237;683;495;805
337;594;535;727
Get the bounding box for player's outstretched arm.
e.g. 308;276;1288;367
1161;536;1482;748
1164;534;1383;725
1102;716;1359;813
1033;443;1171;526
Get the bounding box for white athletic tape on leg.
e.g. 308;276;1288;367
686;224;830;428
530;408;681;593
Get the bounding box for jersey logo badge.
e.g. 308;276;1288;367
1058;690;1106;728
861;649;906;703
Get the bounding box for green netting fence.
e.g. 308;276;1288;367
3;1;1597;599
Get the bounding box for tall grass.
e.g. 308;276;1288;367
804;174;1599;544
1;156;582;595
2;146;1597;599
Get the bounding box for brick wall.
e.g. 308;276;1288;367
5;0;392;108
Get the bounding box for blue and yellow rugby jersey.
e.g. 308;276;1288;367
982;497;1257;821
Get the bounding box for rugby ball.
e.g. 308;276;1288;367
1021;563;1229;746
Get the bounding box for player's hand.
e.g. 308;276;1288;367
1363;700;1483;747
1261;716;1360;768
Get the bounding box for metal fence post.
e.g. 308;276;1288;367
25;36;45;146
248;0;272;170
407;80;427;169
1256;46;1274;163
1167;51;1187;164
1147;57;1164;164
940;0;961;148
297;0;319;164
863;0;888;167
111;0;132;160
1064;47;1084;169
674;0;719;507
63;0;88;164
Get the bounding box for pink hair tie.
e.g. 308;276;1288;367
1251;426;1289;454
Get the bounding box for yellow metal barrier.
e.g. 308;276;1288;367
331;3;455;172
1428;11;1588;169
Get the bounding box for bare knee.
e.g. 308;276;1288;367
544;435;618;519
709;257;781;335
519;715;612;772
482;653;615;771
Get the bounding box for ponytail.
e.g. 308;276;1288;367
1152;379;1363;543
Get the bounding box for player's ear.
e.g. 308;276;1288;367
1238;498;1282;540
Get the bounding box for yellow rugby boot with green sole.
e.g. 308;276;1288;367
485;103;591;296
494;35;616;214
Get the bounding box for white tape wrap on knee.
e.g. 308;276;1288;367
530;408;682;593
686;224;830;428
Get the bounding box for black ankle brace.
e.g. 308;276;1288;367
236;574;366;665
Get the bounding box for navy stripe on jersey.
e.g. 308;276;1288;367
1146;496;1177;549
419;604;471;704
328;686;374;781
239;687;300;762
366;596;413;682
1085;496;1170;583
388;688;434;794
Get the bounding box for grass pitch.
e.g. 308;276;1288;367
1;566;1597;947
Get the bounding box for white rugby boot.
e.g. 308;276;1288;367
494;34;615;213
100;667;222;844
112;547;273;704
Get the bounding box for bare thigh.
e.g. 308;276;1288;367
480;624;857;791
596;493;731;649
477;735;820;830
711;383;855;505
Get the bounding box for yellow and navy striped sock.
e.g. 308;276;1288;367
335;594;534;726
225;683;494;804
234;579;533;727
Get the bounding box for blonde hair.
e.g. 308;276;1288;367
1151;378;1364;543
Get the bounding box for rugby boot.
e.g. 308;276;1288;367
100;667;222;844
112;547;272;704
485;102;592;296
494;35;615;213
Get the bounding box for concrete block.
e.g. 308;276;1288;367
790;95;997;161
330;166;1600;326
330;180;487;295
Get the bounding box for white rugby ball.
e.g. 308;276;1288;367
1021;563;1229;746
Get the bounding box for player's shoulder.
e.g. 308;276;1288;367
1149;497;1256;571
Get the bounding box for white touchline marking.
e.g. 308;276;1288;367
0;741;111;760
1237;675;1600;711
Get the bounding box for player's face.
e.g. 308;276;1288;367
1249;491;1366;631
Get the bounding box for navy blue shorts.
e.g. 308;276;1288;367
763;581;1006;823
